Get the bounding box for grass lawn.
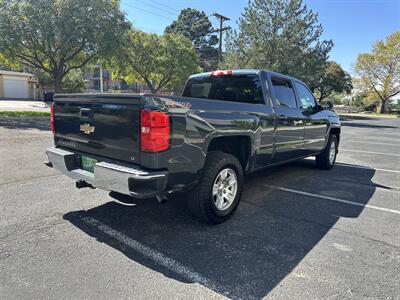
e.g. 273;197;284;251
0;111;50;117
339;112;400;119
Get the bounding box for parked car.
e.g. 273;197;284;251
43;91;54;103
45;69;341;224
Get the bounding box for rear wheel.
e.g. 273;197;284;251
316;134;338;169
187;152;244;224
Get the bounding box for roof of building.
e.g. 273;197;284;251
0;70;35;77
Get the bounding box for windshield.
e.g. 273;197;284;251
182;74;264;104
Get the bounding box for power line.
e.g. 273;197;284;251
121;1;174;21
132;0;177;17
151;0;180;15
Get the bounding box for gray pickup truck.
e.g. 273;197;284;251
45;69;340;223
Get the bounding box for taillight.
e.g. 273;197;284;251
141;109;170;152
50;103;55;135
210;70;232;76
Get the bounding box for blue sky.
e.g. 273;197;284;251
120;0;400;73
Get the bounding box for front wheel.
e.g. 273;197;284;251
315;134;338;169
187;152;244;224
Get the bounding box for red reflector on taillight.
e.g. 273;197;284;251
50;103;55;135
141;109;170;152
210;70;232;76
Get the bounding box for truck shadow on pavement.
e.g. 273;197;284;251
64;159;378;299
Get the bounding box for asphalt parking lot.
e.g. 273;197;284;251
1;115;399;299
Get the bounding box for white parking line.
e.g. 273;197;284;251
342;140;400;147
304;158;400;174
265;185;400;215
335;163;400;174
341;149;400;157
81;217;228;297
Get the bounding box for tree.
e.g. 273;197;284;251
62;70;85;93
223;0;333;89
119;30;199;94
31;66;85;93
0;0;128;92
355;31;400;113
350;78;377;109
0;53;22;70
165;8;218;71
315;61;352;101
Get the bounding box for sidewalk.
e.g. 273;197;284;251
0;100;49;112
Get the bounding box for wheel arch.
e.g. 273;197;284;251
207;135;253;172
330;127;341;145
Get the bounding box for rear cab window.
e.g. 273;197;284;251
182;74;265;104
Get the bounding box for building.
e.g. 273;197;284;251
0;70;38;99
84;68;151;93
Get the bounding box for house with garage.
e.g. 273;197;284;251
0;70;38;100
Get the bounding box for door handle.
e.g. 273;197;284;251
278;115;287;120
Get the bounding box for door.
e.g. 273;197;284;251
3;76;29;99
270;77;306;162
294;81;328;154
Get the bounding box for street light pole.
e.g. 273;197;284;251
99;65;103;93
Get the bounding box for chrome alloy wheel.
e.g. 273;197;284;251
329;140;336;165
212;168;238;211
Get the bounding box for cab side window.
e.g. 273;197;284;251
271;78;297;108
294;82;317;109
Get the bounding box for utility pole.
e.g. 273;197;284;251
212;13;230;67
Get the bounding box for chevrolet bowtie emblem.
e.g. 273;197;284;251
80;123;95;134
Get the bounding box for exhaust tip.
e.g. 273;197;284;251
156;194;168;203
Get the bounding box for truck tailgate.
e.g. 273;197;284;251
53;94;143;164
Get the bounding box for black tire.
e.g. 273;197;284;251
316;134;338;169
187;152;244;224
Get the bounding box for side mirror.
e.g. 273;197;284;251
320;99;333;110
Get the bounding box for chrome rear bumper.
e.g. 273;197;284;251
45;147;167;198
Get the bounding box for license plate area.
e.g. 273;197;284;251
81;156;97;173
